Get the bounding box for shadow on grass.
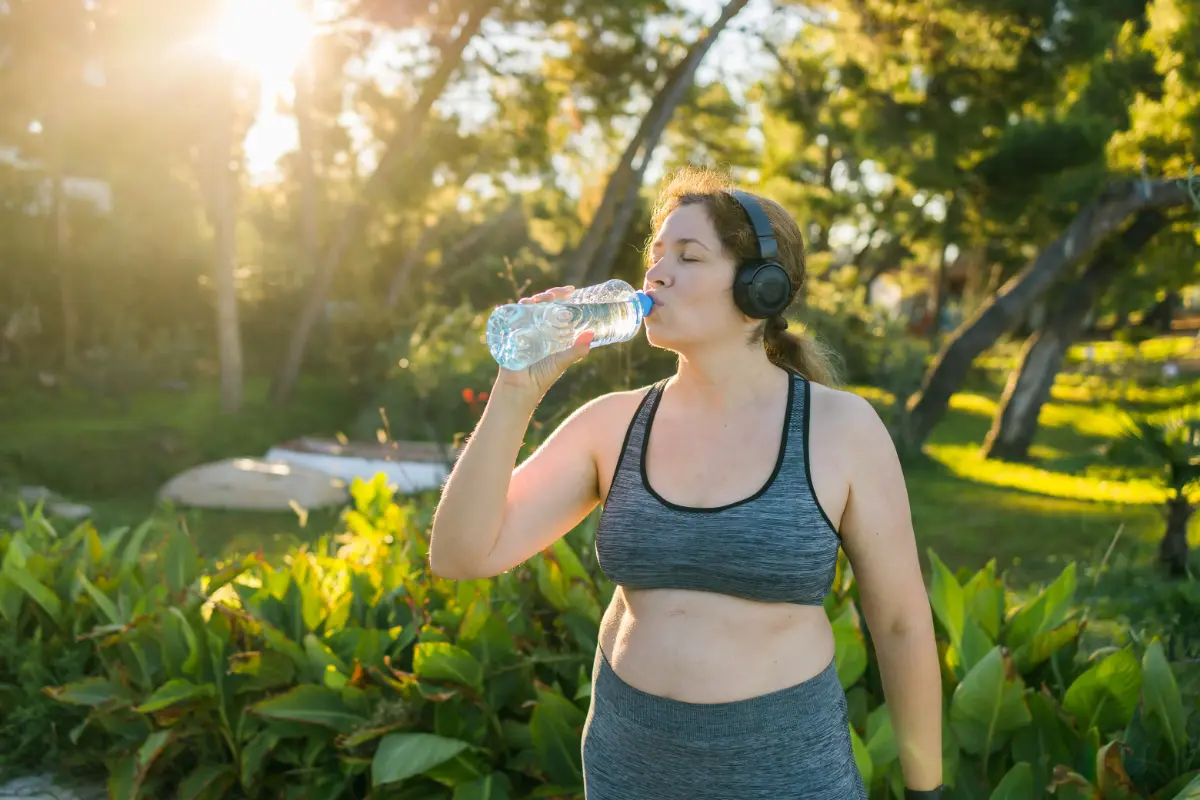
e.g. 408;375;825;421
897;383;1187;587
899;451;1165;586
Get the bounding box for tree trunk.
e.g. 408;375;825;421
271;0;493;405
902;178;1193;450
209;88;243;414
1161;494;1192;578
981;210;1168;461
294;16;319;291
51;164;76;375
564;0;750;287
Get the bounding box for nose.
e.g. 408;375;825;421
644;257;670;290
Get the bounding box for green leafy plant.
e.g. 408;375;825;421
1104;408;1200;576
4;479;1199;798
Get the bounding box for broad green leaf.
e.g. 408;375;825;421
928;550;965;652
865;705;897;769
1063;648;1141;734
1011;691;1074;791
989;762;1033;799
414;642;484;691
178;764;236;800
1142;640;1186;760
305;633;350;676
249;684;366;733
0;572;22;623
82;525;104;568
339;721;411;749
1012;620;1081;674
530;689;585;788
108;754;136;800
958;619;995;676
134;729;173;790
551;537;590;583
238;731;281;793
950;647;1032;756
963;560;1004;640
77;571;123;625
454;771;513;800
371;732;472;787
1007;564;1077;651
424;750;487;785
119;519;156;579
1163;772;1200;799
261;623;311;679
850;725;873;787
163;526;199;595
2;561;61;624
168;608;201;676
534;558;569;611
44;678;133;707
99;525;130;568
832;603;867;689
1096;740;1136;800
135;679;217;713
229;652;297;695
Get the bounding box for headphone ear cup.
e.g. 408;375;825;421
734;262;792;319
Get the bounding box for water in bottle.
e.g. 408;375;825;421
486;279;654;371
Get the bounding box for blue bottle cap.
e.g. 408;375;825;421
636;291;654;317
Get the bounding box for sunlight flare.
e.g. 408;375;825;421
210;0;314;83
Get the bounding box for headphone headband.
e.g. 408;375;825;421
727;189;780;261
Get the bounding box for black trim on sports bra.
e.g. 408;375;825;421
802;377;843;540
639;373;794;513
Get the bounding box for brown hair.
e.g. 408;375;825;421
648;166;840;386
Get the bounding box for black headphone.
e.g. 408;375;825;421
726;189;793;320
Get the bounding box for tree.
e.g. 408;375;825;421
563;0;751;287
270;0;497;404
903;177;1193;449
981;210;1170;462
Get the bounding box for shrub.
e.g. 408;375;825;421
1;480;1198;798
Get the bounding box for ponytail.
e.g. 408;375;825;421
763;318;840;386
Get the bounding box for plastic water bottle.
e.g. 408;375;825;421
486;279;654;371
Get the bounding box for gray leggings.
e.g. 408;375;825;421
581;646;868;799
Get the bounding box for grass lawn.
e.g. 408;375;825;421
0;373;362;559
1;365;1195;587
854;373;1199;587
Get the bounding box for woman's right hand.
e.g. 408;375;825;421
493;285;595;402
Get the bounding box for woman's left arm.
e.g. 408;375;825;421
836;393;943;793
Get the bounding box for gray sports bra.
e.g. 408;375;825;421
595;371;841;606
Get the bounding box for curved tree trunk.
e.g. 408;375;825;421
294;9;319;291
981;210;1169;461
1161;494;1193;578
564;0;750;287
271;0;494;405
209;86;244;414
902;178;1192;450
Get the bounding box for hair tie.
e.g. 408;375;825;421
767;315;789;334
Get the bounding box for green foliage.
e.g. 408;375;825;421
1086;552;1200;661
1107;408;1200;497
2;476;1199;797
0;476;611;797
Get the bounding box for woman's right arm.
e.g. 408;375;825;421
428;381;611;579
428;285;607;580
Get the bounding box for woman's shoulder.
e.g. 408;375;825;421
564;381;661;429
806;380;892;452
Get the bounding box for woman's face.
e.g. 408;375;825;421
643;203;745;351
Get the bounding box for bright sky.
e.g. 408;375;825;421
237;0;795;186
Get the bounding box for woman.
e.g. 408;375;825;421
430;167;944;799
